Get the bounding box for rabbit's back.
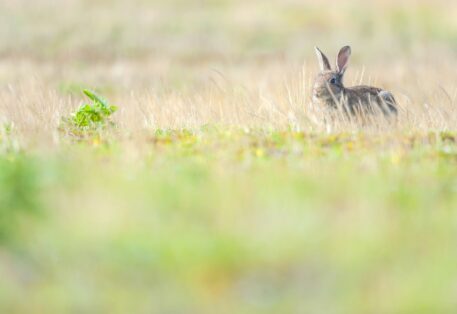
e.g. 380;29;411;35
345;86;397;115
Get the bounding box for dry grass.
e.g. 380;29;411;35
1;58;456;150
1;2;456;139
1;0;456;148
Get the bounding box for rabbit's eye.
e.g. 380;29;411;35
329;77;337;84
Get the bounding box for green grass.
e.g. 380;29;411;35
1;129;456;313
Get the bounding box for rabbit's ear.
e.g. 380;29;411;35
336;46;351;74
314;47;331;71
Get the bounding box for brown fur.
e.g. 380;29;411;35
313;46;397;117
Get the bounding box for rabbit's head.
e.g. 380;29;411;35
312;46;351;106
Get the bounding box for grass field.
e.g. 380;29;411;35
1;0;457;313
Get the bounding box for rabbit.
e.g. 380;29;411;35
313;45;397;117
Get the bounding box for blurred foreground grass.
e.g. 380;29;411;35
1;129;457;313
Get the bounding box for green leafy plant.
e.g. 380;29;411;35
60;89;118;139
71;89;118;128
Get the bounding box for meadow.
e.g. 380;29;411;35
1;0;457;313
